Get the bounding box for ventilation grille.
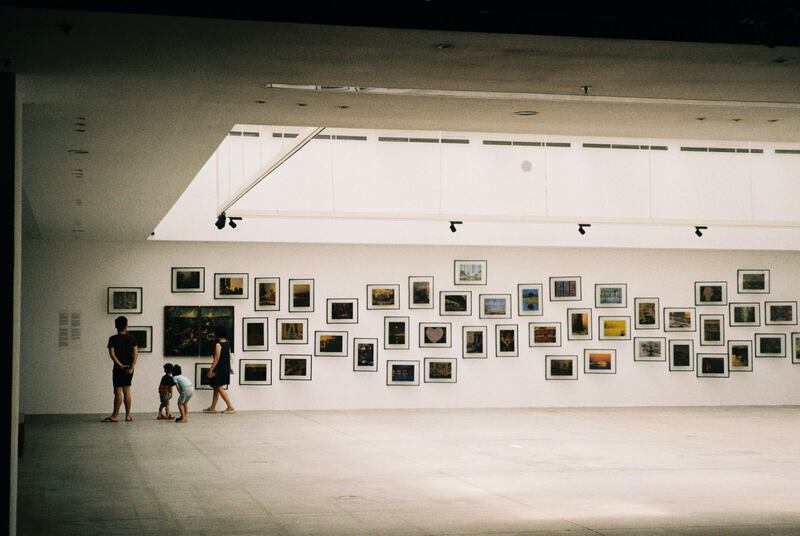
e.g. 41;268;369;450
583;143;668;151
229;131;260;137
482;140;570;147
272;132;367;141
378;136;469;144
775;149;800;154
680;146;763;154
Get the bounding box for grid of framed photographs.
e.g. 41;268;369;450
119;261;797;393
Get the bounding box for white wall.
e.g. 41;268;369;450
21;238;800;414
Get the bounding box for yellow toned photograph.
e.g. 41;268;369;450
603;320;627;337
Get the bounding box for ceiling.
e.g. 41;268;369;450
2;6;799;242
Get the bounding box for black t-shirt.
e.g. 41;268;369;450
160;374;175;387
107;333;138;368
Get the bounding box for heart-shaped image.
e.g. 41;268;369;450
426;327;445;343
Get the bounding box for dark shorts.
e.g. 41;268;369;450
113;366;133;388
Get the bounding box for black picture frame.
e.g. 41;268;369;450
764;301;798;326
279;354;312;380
314;331;348;357
353;338;378;372
634;297;660;330
462;326;488;359
288;278;314;313
326;298;359;324
386;360;420;386
699;314;725;346
242;317;269;352
454;259;487;285
529;322;561;347
549;276;581;302
276;318;308;345
697;354;729;378
127;325;152;353
239;359;272;385
598;316;631;340
595;283;627;308
439;290;472;316
107;287;142;314
633;337;666;362
664;307;697;332
754;333;786;358
792;333;800;364
728;340;753;372
424;358;457;383
419;322;452;348
583;349;616;374
668;339;695;372
545;355;578;380
737;269;770;294
518;283;544;316
384;316;410;350
366;284;401;310
171;267;205;293
728;302;760;327
214;273;248;300
194;362;216;390
495;324;518;357
478;294;512;319
409;276;434;309
567;308;592;341
254;276;280;311
694;281;727;306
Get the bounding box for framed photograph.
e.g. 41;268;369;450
242;317;269;352
737;269;769;294
254;277;279;311
214;273;248;299
194;362;215;390
127;326;152;353
699;314;725;346
545;355;578;380
728;340;753;372
107;287;142;314
583;349;616;374
517;283;544;316
694;281;727;306
171;267;204;293
409;276;434;309
419;322;452;348
664;307;696;332
634;297;660;330
754;333;786;358
276;318;308;345
792;333;800;364
495;324;518;357
314;331;348;357
280;354;312;380
384;316;410;350
567;308;592;341
765;301;797;325
529;322;561;347
326;298;358;324
353;338;378;372
367;284;400;310
633;337;666;361
668;339;695;372
595;283;627;308
729;302;760;327
479;294;512;319
386;360;420;386
549;276;581;302
462;326;488;359
163;306;235;357
439;290;472;316
598;316;631;340
424;358;457;383
239;359;272;385
697;354;729;378
288;278;314;312
454;259;487;285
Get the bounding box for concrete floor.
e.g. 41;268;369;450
17;407;800;535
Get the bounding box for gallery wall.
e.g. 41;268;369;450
20;238;800;414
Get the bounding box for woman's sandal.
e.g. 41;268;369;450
101;417;118;423
202;408;218;413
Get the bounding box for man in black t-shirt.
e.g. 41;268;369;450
103;316;139;422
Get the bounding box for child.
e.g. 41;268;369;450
172;364;194;423
157;363;175;420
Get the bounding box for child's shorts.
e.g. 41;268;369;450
178;388;193;404
159;391;172;404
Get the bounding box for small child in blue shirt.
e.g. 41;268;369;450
157;363;175;420
172;364;194;423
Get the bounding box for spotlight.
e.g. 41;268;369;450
449;220;463;233
215;213;226;230
695;225;707;237
578;223;591;235
228;217;242;229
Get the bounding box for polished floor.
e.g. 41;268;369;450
17;406;800;535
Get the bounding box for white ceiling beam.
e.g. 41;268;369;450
217;126;324;216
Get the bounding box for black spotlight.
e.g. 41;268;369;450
228;217;242;229
449;220;463;233
695;225;707;237
215;213;226;229
578;223;591;235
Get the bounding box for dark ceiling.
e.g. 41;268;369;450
3;0;800;47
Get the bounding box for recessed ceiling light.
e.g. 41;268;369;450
773;58;789;64
73;128;85;132
296;103;307;107
75;116;86;121
74;199;82;206
254;100;266;104
337;105;350;109
514;110;538;116
696;117;706;121
67;149;88;154
435;43;454;49
768;119;779;122
732;118;742;122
